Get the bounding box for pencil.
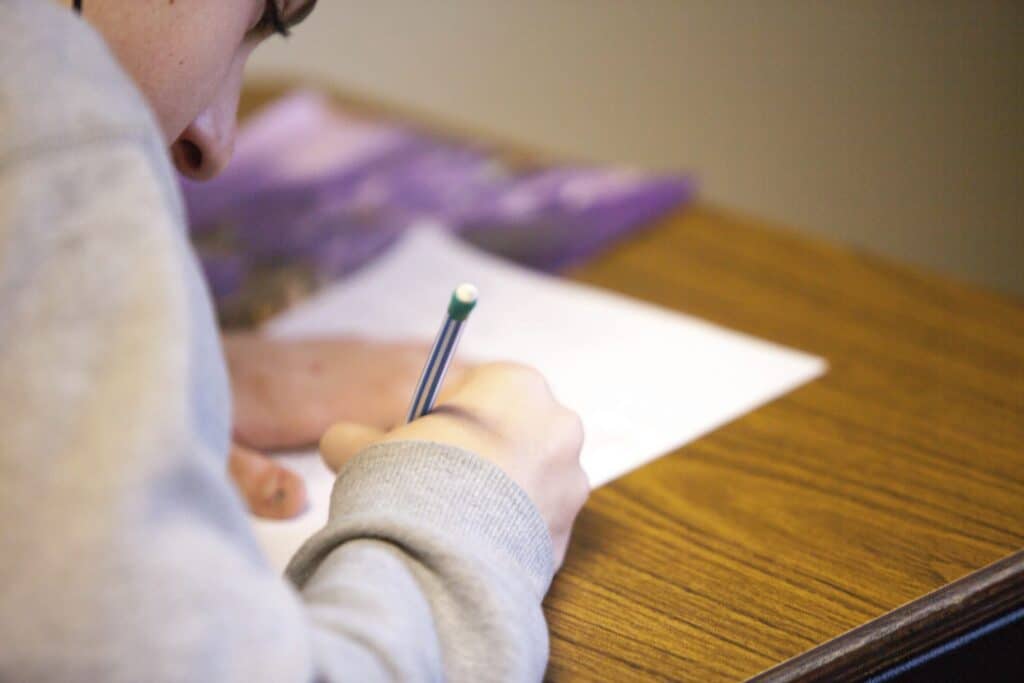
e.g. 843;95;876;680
406;283;478;422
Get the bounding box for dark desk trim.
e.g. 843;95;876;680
750;550;1024;681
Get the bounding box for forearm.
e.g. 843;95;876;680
289;443;555;682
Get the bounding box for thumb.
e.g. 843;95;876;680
320;422;387;472
228;443;308;520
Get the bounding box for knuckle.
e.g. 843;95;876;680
567;410;585;441
512;362;545;382
559;408;585;450
484;360;529;374
488;361;548;389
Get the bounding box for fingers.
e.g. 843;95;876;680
320;422;387;472
436;360;471;403
228;443;308;520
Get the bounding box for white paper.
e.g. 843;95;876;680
252;228;826;571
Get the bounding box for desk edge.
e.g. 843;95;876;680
748;549;1024;682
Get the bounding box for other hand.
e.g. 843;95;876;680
224;333;467;520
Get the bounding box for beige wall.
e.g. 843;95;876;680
249;1;1024;296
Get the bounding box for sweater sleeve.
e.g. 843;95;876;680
0;125;553;683
288;442;555;682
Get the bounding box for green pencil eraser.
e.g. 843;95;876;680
448;283;479;321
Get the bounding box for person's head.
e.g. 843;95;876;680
62;0;316;181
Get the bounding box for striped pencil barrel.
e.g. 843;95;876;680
406;283;478;423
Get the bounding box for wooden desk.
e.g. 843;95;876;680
240;84;1024;681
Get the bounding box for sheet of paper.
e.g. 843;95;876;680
252;228;827;572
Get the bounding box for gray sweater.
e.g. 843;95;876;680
0;2;553;681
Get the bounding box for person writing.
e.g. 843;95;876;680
0;1;588;681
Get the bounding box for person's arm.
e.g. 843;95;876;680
290;443;556;681
0;130;583;681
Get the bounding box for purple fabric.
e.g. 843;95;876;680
181;91;695;324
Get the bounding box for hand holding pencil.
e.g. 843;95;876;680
320;284;590;566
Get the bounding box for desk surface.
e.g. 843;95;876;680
240;84;1024;681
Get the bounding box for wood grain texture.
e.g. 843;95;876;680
239;82;1024;682
751;549;1024;681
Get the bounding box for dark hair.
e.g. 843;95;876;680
73;0;82;13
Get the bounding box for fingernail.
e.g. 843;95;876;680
262;474;287;506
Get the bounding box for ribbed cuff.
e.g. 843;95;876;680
285;441;555;600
